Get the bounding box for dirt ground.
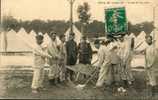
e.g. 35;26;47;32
0;70;158;100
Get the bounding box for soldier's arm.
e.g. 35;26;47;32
34;49;52;58
97;47;105;67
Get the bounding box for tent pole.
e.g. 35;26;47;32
153;6;155;47
67;0;76;34
153;6;157;47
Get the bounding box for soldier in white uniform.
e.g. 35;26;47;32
117;36;134;88
32;34;52;93
144;35;157;96
95;40;111;87
47;31;60;85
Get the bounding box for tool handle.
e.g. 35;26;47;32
84;67;98;85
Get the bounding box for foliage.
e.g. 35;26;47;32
77;2;91;35
77;2;91;24
2;16;154;38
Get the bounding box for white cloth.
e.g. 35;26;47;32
96;45;111;87
31;67;45;89
118;38;134;81
107;41;118;51
33;45;47;67
145;44;157;86
32;44;49;89
145;44;156;68
97;45;110;67
47;40;60;79
117;41;127;64
146;69;157;86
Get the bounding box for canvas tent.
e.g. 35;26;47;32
42;32;51;48
65;25;82;44
134;31;146;51
28;30;36;44
0;28;35;66
6;29;32;53
131;31;147;68
129;33;136;38
150;31;154;39
0;31;7;52
29;30;36;37
151;30;158;48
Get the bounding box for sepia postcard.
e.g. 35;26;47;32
0;0;158;99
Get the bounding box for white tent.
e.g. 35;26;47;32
42;33;51;48
0;31;7;52
29;30;36;37
28;30;36;44
151;30;158;48
16;29;39;51
7;29;32;52
42;32;61;48
129;33;136;39
150;31;154;38
18;28;35;46
56;36;61;45
155;30;158;48
65;25;82;44
134;31;146;50
131;31;148;68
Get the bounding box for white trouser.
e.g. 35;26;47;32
31;67;44;89
146;68;157;86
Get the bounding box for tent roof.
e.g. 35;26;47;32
6;29;32;52
136;31;146;41
134;31;146;48
129;33;136;38
18;27;27;34
154;30;158;48
28;30;36;44
150;31;154;38
29;30;36;39
0;32;7;52
29;30;36;37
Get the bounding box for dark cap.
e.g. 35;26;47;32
94;39;100;44
36;35;44;40
59;34;65;40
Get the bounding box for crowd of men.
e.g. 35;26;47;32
94;34;157;96
31;31;157;97
32;31;92;93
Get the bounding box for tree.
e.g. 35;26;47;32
77;2;91;35
2;15;20;32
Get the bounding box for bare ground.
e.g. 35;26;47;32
0;70;158;100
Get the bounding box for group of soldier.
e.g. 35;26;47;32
31;30;157;97
94;33;157;96
31;31;92;93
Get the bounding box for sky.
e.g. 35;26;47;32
1;0;158;24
